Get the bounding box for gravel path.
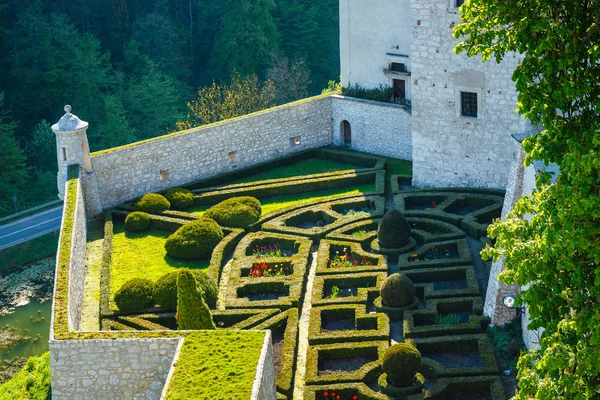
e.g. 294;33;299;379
217;259;234;310
292;250;318;400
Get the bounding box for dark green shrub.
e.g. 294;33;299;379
124;211;151;232
381;273;415;308
343;83;394;103
134;193;171;214
176;269;215;330
114;278;155;312
377;209;411;248
204;197;262;228
165;188;194;210
382;343;422;387
153;270;218;310
165;218;224;260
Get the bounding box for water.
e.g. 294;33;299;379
0;299;52;362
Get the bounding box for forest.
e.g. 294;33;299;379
0;0;340;216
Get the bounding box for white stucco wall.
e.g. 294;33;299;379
340;0;412;94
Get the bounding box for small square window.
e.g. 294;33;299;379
460;91;478;118
291;136;301;146
228;151;239;164
160;170;169;181
390;62;407;73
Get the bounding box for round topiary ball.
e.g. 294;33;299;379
114;278;155;312
134;193;171;214
165;188;194;210
125;211;151;232
377;209;411;248
165;218;224;260
153;269;218;310
204;197;262;228
381;273;415;308
382;343;422;387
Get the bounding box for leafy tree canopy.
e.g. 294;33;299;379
455;1;600;398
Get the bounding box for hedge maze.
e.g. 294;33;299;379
88;148;508;399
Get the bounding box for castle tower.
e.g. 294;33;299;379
51;105;93;199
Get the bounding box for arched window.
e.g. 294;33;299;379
341;120;352;146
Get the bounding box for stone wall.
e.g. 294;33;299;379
410;0;531;189
91;96;333;209
68;169;87;331
49;338;182;400
251;330;276;400
331;95;413;160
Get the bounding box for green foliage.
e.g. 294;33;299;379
382;343;422;387
434;314;461;325
321;80;342;95
377;209;411;248
380;273;415;308
25;120;56;172
114;278;155;312
134;193;171;214
456;0;600;398
0;232;59;274
165;219;224;260
95;94;136;150
165;188;194;210
153;269;218;310
175;269;215;330
343;84;393;103
124;211;151;232
0;353;51;400
177;72;276;130
488;323;525;367
266;53;312;104
204;197;262;228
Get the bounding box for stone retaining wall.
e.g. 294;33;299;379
90;96;334;209
49;338;182;400
331;95;412;161
251;330;276;400
68;168;87;331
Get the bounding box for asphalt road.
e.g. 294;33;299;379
0;206;63;251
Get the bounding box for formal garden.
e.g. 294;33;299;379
78;148;522;399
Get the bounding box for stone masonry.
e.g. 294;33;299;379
251;331;277;400
331;95;413;161
410;0;531;188
67;170;87;332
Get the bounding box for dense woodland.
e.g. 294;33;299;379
0;0;340;216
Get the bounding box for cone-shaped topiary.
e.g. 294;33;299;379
381;273;416;308
114;278;155;312
125;211;151;232
134;193;171;214
204;197;262;228
165;188;194;210
382;343;422;387
176;269;215;330
153;269;218;310
377;209;411;248
165;218;224;260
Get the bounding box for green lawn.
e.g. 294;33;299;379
0;353;50;400
110;221;209;304
165;331;265;400
190;183;376;217
0;232;59;275
230;157;361;184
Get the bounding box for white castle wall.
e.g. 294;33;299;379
410;0;530;188
331;95;413;160
90;96;334;209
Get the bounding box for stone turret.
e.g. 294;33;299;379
52;105;93;199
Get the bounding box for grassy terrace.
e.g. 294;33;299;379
110;221;210;304
165;331;265;400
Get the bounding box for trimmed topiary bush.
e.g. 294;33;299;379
114;278;155;312
377;209;411;248
204;197;262;228
382;343;422;387
124;211;151;232
176;269;215;330
165;188;194;210
381;273;415;308
134;193;171;214
153;270;218;310
165;218;224;260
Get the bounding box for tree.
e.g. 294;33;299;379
455;1;600;399
209;0;279;80
25;120;56;172
177;72;275;130
0;92;29;215
176;269;215;330
266;53;311;104
94;94;136;151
